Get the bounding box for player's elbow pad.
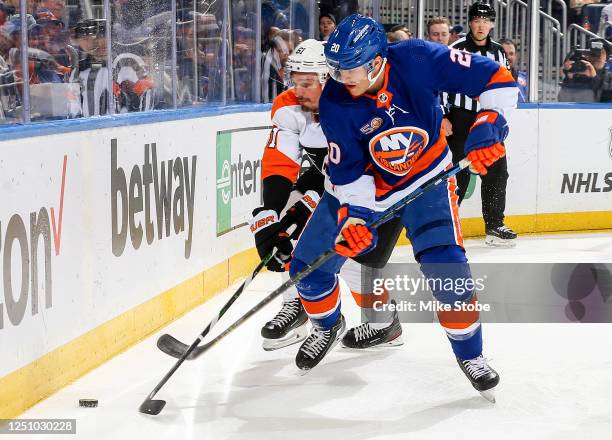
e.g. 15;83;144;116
464;110;509;154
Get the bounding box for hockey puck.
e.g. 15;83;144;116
79;399;98;408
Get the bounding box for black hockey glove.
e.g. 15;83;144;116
250;208;293;272
280;190;320;239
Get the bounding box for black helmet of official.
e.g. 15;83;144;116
468;2;496;22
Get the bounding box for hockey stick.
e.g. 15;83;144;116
139;251;273;415
148;159;471;366
156;251;273;359
139;159;469;415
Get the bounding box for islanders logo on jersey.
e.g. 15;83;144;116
368;126;429;176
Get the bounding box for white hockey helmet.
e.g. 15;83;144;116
285;39;328;86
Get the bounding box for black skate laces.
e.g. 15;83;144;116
462;355;493;380
269;299;301;327
353;323;378;341
301;328;331;359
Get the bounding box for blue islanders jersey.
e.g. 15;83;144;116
319;39;518;210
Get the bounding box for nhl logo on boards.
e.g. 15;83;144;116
369;126;429;176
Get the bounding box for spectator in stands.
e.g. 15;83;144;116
234;25;257;101
27;24;68;84
595;39;612;101
262;0;288;42
387;29;410;43
427;16;451;45
7;12;69;116
37;0;66;25
196;13;223;103
7;13;36;39
262;28;295;102
500;38;528;102
0;33;11;59
449;24;463;45
568;0;600;27
427;17;452;136
601;1;612;37
35;8;74;72
559;38;610;102
278;0;309;35
319;11;336;41
318;0;358;23
7;14;36;73
0;2;15;31
389;24;412;38
175;9;200;105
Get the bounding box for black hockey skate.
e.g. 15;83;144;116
456;355;500;403
261;299;308;351
485;224;517;248
341;309;403;349
295;315;346;372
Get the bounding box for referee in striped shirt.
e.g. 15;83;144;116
444;2;517;246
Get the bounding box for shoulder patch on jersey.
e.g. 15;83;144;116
360;116;384;135
369;126;429;176
271;89;299;118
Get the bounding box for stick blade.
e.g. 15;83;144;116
139;398;166;415
157;334;192;359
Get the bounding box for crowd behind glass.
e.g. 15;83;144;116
0;0;609;124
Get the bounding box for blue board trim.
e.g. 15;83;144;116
0;101;609;142
0;103;272;142
518;102;612;110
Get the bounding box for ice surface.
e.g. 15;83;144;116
20;232;612;440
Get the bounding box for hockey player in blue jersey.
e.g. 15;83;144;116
288;14;518;401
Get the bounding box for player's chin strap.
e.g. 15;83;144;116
367;57;387;88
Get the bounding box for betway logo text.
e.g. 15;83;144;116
0;156;67;329
111;140;197;259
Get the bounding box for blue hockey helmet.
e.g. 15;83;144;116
324;14;388;84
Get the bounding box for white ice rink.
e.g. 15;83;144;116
20;232;612;440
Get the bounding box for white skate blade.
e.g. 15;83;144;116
485;235;516;248
380;335;404;347
479;388;496;403
342;335;404;349
262;324;308;351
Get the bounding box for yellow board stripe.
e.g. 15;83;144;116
0;248;258;419
398;211;612;245
2;211;611;419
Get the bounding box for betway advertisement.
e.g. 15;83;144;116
1;105;610;384
0;111;270;378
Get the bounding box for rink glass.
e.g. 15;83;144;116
0;0;607;124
